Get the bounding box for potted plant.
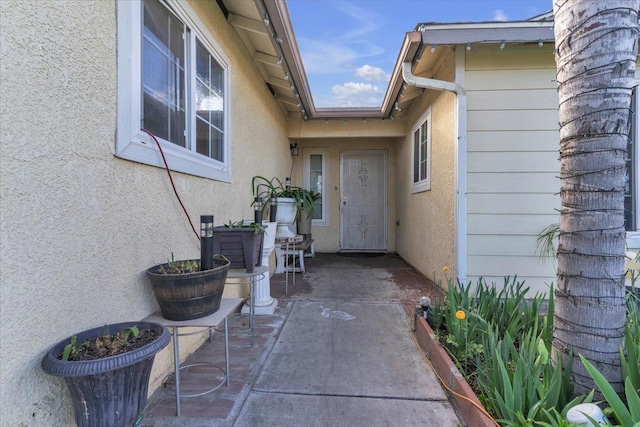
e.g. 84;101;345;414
295;188;321;235
252;176;305;238
41;321;171;427
213;220;265;273
146;254;231;320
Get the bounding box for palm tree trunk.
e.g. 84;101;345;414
552;0;639;395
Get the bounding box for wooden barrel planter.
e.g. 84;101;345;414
146;257;230;321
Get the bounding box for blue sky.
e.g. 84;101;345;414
287;0;552;108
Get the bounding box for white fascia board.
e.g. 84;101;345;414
420;22;554;45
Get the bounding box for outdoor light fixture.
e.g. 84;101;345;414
290;143;299;156
500;40;506;50
269;193;277;222
263;14;270;26
466;42;471;51
200;215;214;270
254;197;263;224
430;44;436;53
538;39;544;47
277;56;283;65
284;71;290;81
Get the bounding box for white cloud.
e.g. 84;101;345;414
315;82;383;108
493;9;508;21
355;65;389;83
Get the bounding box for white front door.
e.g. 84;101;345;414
340;151;387;251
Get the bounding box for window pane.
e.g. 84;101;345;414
625;86;636;231
413;130;420;183
309;154;323;220
195;39;224;162
142;0;186;147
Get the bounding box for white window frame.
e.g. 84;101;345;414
627;82;640;249
116;0;231;182
303;148;328;226
411;107;432;193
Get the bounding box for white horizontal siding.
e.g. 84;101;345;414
468;89;558;111
464;51;559;291
467;152;558;173
468;193;559;214
465;274;556;296
468;172;559;193
468;110;559;131
468;130;559;152
467;213;558;235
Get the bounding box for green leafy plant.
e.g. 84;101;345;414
61;326;141;361
251;176;319;216
580;355;640;426
224;219;266;234
158;252;200;274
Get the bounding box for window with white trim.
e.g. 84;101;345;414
303;148;327;225
625;86;638;232
117;0;230;182
412;107;431;193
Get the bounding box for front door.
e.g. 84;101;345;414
340;151;387;251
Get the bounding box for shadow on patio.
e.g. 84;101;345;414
139;253;459;427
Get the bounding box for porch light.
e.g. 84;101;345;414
269;193;277;222
500;40;506;50
538;39;544;47
466;42;471;51
254;197;263;224
200;215;214;270
290;143;299;156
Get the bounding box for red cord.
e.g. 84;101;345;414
141;129;200;240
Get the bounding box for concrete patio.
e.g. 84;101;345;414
139;253;462;427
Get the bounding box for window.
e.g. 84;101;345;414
117;0;230;181
303;148;327;225
412;108;431;193
626;86;638;233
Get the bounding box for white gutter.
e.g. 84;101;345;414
402;57;468;283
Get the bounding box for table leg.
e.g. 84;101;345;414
172;326;181;416
224;317;229;386
250;276;255;346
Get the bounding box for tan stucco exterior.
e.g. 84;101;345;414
0;1;290;424
394;54;457;287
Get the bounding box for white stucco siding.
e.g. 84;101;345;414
465;44;559;295
0;1;289;425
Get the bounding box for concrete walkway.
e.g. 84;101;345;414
141;253;461;426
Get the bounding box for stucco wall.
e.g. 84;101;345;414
0;1;289;425
394;54;457;287
465;43;559;295
291;137;397;253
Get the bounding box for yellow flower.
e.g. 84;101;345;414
443;266;450;274
455;310;466;320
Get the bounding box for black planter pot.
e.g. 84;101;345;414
41;321;170;427
146;257;230;321
213;226;264;273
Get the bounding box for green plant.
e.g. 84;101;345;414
62;326;141;361
580;355;640;426
224;219;266;234
251;176;318;216
158;252;200;274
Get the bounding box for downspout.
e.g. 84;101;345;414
402;56;468;283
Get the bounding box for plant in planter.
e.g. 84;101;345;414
295;188;321;235
146;254;231;320
252;176;307;238
213;219;265;273
41;321;171;427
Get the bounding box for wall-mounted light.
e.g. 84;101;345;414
466;42;471;51
538;39;544;47
500;40;506;50
290;143;299;156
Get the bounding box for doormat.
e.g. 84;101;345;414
338;252;385;258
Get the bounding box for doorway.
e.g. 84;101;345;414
339;150;387;251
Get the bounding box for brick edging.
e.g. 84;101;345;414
414;316;496;427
